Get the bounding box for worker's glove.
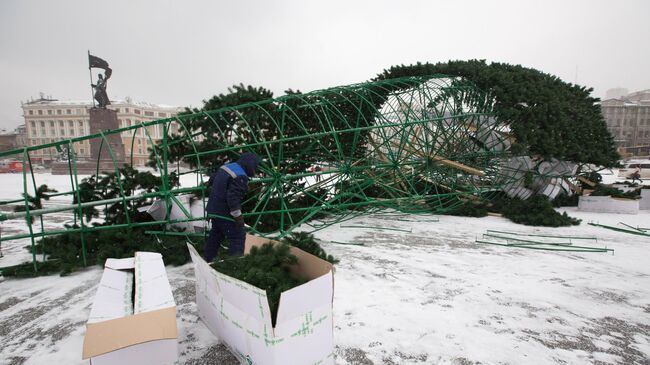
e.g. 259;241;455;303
234;215;245;228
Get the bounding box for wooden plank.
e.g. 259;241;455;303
577;176;597;187
390;141;486;176
430;155;486;177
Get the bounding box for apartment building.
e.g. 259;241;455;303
22;96;181;166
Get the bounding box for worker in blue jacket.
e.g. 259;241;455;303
204;152;259;261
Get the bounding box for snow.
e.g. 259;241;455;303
1;173;650;364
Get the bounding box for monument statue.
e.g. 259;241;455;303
88;53;113;108
92;73;110;108
51;52;125;173
86;52;124;170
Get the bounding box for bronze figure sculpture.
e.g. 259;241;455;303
88;53;112;108
92;73;110;108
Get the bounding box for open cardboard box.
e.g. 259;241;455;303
188;234;335;365
82;252;178;365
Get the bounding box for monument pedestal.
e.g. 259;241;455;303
52;108;126;175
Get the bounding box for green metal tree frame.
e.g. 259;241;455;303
0;75;525;271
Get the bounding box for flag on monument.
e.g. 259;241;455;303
88;54;109;69
88;54;112;79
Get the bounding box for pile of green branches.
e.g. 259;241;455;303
552;192;579;207
444;199;489;217
211;242;304;327
495;195;581;227
589;185;640;199
281;231;338;264
376;60;619;167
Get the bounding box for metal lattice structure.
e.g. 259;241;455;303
2;75;571;270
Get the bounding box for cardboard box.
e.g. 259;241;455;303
82;252;178;365
188;234;335;365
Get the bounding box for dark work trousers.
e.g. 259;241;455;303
204;218;245;262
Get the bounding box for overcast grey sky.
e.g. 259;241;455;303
1;0;648;129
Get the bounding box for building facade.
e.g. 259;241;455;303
0;124;27;152
22;97;181;166
601;90;650;157
0;130;17;152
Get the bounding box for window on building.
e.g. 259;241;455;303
56;109;62;115
80;148;85;154
30;121;35;128
159;112;167;117
60;129;65;136
28;110;33;115
66;109;72;115
78;121;83;127
145;111;154;117
40;121;45;127
115;108;120;113
68;120;73;127
134;109;141;114
49;121;54;127
125;108;129;113
38;110;43;115
47;110;53;115
50;128;56;135
58;121;63;126
69;128;75;136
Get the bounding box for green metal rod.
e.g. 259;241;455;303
69;141;88;267
486;229;597;240
0;198;27;205
588;222;650;237
0;186;206;221
329;241;366;246
43;191;75;198
483;233;573;246
0;117;176;158
144;230;206;238
507;242;613;251
339;225;412;233
476;240;613;253
618;222;647;233
0;216;209;242
0;192;72;206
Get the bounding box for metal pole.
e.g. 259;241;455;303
88;50;95;108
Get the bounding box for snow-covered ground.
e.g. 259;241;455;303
1;173;649;364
